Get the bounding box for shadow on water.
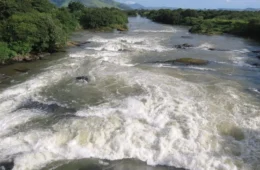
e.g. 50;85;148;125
42;159;185;170
14;99;77;114
0;99;78;138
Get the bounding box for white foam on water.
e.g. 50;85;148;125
0;53;83;116
229;53;251;67
133;28;178;33
0;109;45;137
249;88;260;94
0;26;260;170
0;64;258;170
232;49;250;54
197;43;215;50
86;36;173;52
188;66;216;71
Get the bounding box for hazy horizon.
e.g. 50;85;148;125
117;0;260;9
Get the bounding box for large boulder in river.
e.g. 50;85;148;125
163;58;209;66
175;43;194;49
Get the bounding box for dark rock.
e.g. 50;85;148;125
181;36;193;39
208;48;229;51
208;48;215;51
14;67;30;73
118;49;130;52
257;55;260;60
252;50;260;54
76;76;89;82
174;43;194;49
0;161;14;170
67;41;91;47
77;41;91;46
117;27;127;31
251;63;260;67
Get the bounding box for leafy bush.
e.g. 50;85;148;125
0;42;15;63
53;7;79;33
2;12;67;53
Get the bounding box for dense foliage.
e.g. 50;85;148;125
80;8;128;29
0;0;128;64
138;9;260;40
50;0;131;9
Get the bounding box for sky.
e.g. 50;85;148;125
118;0;260;9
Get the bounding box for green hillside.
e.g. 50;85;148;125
50;0;131;9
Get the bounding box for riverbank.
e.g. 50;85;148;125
138;9;260;41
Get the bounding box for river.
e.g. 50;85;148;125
0;17;260;170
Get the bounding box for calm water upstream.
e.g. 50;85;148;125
0;17;260;170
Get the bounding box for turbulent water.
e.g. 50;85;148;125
0;17;260;170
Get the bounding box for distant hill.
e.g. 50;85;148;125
218;8;260;11
123;1;144;9
244;8;260;11
50;0;131;9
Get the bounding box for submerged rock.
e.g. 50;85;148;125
14;67;30;73
76;76;89;82
174;43;194;49
165;58;209;65
152;58;209;66
257;55;260;60
181;36;193;39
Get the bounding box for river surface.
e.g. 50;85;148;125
0;17;260;170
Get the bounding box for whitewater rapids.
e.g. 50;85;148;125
0;17;260;170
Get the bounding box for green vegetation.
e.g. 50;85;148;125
137;9;260;40
0;0;128;64
50;0;131;9
126;10;138;17
80;8;128;30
